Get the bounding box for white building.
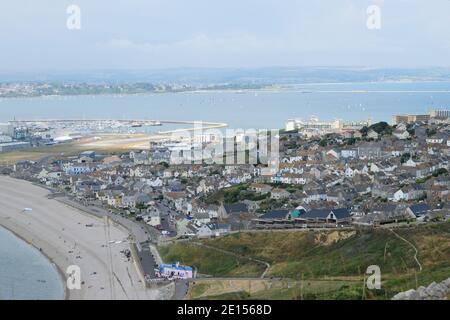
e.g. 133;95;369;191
341;149;358;159
145;210;161;227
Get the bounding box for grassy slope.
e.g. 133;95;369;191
159;222;450;299
158;242;266;278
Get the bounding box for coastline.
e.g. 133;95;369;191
0;176;163;300
0;224;68;300
2;79;450;100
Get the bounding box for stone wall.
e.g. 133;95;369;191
392;277;450;300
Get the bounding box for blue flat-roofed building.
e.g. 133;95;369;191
156;262;194;279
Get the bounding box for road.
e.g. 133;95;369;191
155;200;178;237
173;280;190;300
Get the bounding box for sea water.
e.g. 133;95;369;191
0;81;449;129
0;227;64;300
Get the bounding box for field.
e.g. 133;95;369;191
158;242;266;278
186;278;365;300
158;223;450;299
0;134;150;164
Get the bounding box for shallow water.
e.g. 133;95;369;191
0;227;64;300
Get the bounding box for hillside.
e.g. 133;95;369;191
158;222;450;299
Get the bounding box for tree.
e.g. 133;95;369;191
368;122;393;135
426;128;437;137
159;161;169;168
400;153;411;164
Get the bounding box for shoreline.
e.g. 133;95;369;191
0;224;68;300
2;79;450;100
0;176;163;300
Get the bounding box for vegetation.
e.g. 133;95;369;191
204;183;274;205
0;134;148;165
158;243;265;278
255;198;290;213
432;168;448;177
319;139;328;147
426;128;437;137
406;124;415;136
416;168;448;184
344;138;357;145
188;279;364;300
361;121;393;137
161;222;450;299
400;152;411;164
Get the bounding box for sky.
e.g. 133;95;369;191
1;0;450;71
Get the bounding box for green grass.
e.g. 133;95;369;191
158;243;265;278
251;280;364;300
203;183;250;205
188;279;367;300
160;222;450;299
195;291;251;300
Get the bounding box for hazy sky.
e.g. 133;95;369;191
1;0;450;70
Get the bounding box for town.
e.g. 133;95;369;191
1;108;450;286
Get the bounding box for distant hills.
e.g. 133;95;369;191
2;67;450;85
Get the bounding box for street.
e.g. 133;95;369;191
155;200;178;238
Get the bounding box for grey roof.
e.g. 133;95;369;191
206;223;231;231
331;208;351;219
194;211;210;220
260;210;289;220
136;193;151;203
302;209;331;219
301;208;351;220
223;203;248;214
373;204;397;213
408;203;431;217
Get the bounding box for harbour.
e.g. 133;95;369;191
1;81;450;130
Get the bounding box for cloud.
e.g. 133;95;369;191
3;0;450;69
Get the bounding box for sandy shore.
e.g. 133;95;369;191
0;176;169;300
